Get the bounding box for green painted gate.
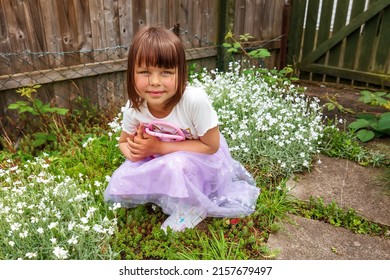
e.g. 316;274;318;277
288;0;390;88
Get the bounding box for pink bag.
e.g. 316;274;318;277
144;121;185;142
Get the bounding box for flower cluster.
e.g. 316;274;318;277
190;62;325;175
0;156;119;260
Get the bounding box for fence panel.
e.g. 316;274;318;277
233;0;285;68
0;0;287;140
288;0;390;88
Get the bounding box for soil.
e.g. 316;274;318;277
297;80;390;156
298;80;388;125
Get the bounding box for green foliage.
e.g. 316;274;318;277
8;86;68;116
8;85;69;150
349;112;390;142
0;156;119;260
251;66;301;90
253;180;295;231
170;228;244;260
320;124;387;167
324;89;390;142
295;198;389;236
358;90;390;107
223;31;271;61
187;63;206;84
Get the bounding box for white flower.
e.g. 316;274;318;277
50;238;57;244
86;207;97;218
41;163;50;169
67;236;78;245
93;224;103;233
48;222;58;229
10;166;19;171
19;230;28;238
25;252;37;259
112;203;121;210
8;241;15;247
37;227;44;234
94;181;102;187
68;221;76;231
10;222;21;231
107;226;115;235
53;246;68;260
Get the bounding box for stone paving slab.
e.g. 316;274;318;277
267;215;390;260
286;155;390;226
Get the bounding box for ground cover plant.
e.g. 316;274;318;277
1;62;387;259
325;89;390;142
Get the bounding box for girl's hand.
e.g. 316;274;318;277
127;124;161;160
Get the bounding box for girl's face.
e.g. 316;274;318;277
134;64;178;116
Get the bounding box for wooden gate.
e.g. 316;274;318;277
288;0;390;88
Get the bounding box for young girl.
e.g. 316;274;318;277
104;26;260;232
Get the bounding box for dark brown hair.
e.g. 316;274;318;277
127;26;188;110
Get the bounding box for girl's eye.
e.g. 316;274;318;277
161;71;174;76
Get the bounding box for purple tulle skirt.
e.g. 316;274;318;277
104;135;260;218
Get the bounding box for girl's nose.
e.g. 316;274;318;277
148;73;160;86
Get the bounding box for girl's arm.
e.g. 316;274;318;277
127;125;220;159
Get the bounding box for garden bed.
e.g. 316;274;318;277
299;81;388;125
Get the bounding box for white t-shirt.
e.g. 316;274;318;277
122;86;218;140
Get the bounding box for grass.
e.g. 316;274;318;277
1;63;389;259
293;197;390;237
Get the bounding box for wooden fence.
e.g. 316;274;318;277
0;0;286;133
288;0;390;88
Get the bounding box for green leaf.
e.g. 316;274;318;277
227;48;237;53
34;99;43;109
33;138;46;147
259;49;271;57
46;133;57;142
348;119;370;130
374;91;387;97
373;96;388;106
34;132;48;139
356;129;375;142
360;90;372;96
356;113;377;121
40;104;52;113
359;95;372;104
233;42;241;49
8;101;29;109
378;114;390;130
55;108;69;115
325;103;336;110
222;43;232;48
8;103;22;109
358;90;373;104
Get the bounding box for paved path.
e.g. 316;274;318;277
267;154;390;260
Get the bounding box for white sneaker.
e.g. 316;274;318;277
161;206;206;233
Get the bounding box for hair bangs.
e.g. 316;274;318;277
135;36;179;69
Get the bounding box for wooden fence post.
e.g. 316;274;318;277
216;0;228;72
173;23;180;38
279;0;291;70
